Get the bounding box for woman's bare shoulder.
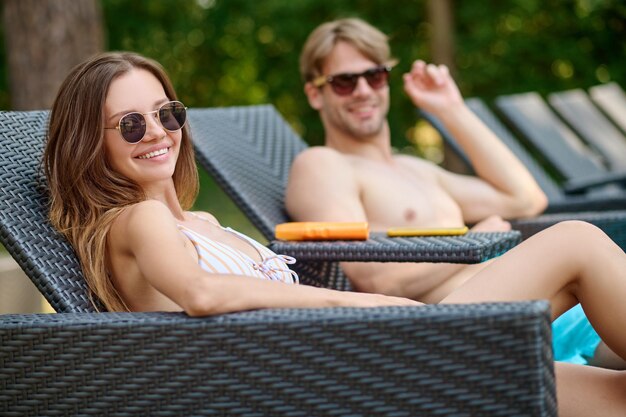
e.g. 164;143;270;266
109;201;179;251
115;200;175;228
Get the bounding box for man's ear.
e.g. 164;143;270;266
304;82;323;111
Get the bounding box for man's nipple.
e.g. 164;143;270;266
404;208;417;222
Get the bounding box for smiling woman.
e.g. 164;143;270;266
102;71;183;187
43;52;198;311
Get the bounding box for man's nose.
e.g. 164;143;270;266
352;76;373;96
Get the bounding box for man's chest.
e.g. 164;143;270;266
353;161;463;229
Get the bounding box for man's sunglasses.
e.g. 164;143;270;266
104;100;187;144
313;65;391;96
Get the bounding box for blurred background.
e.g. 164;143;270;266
1;0;625;313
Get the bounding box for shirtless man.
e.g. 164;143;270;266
286;17;623;369
287;17;547;302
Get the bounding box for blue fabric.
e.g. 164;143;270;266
552;303;601;365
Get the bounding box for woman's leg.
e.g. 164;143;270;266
556;362;626;417
441;221;626;360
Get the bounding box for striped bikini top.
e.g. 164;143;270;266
178;214;299;284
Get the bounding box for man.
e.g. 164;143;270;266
286;17;622;368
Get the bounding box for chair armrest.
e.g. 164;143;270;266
545;194;626;213
510;210;626;250
563;171;626;194
269;231;521;263
0;302;555;417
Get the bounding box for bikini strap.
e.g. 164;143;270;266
186;212;299;284
252;255;299;284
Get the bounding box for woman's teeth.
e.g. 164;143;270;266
137;148;168;159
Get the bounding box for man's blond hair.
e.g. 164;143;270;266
300;18;397;82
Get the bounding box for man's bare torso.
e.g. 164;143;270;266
345;153;465;230
286;147;493;302
341;152;493;301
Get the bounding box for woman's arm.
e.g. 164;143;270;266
112;200;420;316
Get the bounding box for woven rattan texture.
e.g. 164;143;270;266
189;106;302;240
1;302;556;417
189;105;355;290
270;231;521;262
0;111;99;313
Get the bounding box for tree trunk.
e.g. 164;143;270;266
427;0;455;77
3;0;104;110
426;0;467;173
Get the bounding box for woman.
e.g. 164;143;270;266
44;52;625;416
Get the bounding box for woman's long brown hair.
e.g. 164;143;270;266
43;52;199;311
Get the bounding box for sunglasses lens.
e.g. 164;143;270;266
328;67;389;96
364;68;389;89
119;113;146;143
330;74;358;96
159;101;186;131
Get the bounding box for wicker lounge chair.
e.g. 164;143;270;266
589;82;626;134
548;88;626;172
494;92;626;195
0;109;556;416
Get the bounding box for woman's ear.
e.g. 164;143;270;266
304;82;324;111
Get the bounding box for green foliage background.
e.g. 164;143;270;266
99;0;626;142
2;0;625;239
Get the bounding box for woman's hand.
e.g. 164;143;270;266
340;291;424;307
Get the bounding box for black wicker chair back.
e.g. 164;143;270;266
589;82;626;133
189;105;353;290
0;110;100;312
548;89;626;172
495;92;607;179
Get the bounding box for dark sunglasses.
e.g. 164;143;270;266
104;100;187;144
313;65;391;96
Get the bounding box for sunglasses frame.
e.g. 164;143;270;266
312;65;392;96
104;100;188;144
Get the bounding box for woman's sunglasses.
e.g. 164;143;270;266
313;66;391;96
104;100;187;144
